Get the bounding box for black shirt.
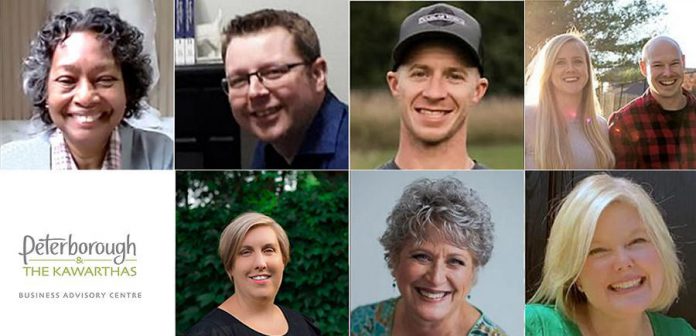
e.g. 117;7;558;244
187;306;321;336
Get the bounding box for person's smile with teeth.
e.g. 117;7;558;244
250;106;281;118
415;106;453;116
415;287;451;300
576;201;664;317
609;277;644;291
230;225;285;301
640;37;686;107
550;40;588;97
394;231;477;324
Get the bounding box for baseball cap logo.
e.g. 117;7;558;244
417;6;466;27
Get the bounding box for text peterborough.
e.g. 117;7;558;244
18;234;136;265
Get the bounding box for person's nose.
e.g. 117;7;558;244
422;76;447;100
613;248;634;271
73;79;99;107
425;261;446;284
662;65;674;77
247;74;269;99
253;252;268;271
561;61;577;74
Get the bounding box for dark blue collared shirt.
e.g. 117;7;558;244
251;90;348;169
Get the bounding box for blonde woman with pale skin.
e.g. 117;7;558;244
187;212;320;336
524;33;614;169
526;174;695;336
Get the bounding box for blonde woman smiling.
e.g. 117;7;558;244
187;212;320;336
524;33;614;169
526;174;695;335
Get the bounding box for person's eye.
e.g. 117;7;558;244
239;249;252;256
629;237;648;246
448;258;466;266
55;76;76;86
409;69;428;79
573;59;584;65
262;67;288;80
96;76;117;87
447;72;466;82
227;77;247;89
263;247;276;254
588;247;607;256
411;253;431;263
555;59;567;66
652;64;664;68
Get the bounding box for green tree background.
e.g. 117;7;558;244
350;1;524;96
176;171;348;335
525;0;666;83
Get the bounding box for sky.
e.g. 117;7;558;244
664;1;696;68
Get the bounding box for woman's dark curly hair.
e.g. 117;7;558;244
23;7;152;124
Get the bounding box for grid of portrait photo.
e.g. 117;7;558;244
1;0;696;335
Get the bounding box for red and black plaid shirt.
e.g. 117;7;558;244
608;89;696;169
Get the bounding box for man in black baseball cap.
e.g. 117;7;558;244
379;3;489;170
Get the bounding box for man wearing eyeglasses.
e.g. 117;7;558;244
221;9;348;169
379;3;488;169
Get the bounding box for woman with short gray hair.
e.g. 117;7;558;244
351;177;506;336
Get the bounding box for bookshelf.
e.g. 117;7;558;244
175;63;240;168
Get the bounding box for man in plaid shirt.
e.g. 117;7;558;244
609;36;696;169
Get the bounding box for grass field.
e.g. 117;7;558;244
351;143;523;169
350;89;523;169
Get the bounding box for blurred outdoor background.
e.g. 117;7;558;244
176;171;348;335
526;0;696;117
350;1;524;169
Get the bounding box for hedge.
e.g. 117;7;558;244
176;171;348;335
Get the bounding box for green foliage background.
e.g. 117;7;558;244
176;171;348;335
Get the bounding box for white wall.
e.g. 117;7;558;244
195;0;349;103
0;0;48;121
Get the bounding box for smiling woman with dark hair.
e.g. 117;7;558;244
0;7;172;170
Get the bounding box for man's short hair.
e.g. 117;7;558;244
221;9;321;64
641;36;683;63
